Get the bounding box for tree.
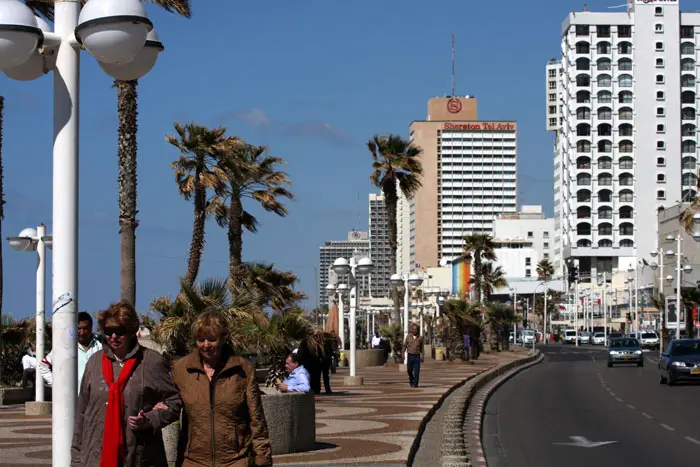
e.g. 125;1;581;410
681;287;700;338
477;262;508;303
680;169;700;235
167;123;228;286
368;134;423;325
0;97;4;386
236;262;307;313
485;302;516;351
462;234;497;304
441;299;482;361
651;293;668;349
536;259;554;281
207;140;294;287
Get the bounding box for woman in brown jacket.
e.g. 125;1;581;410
172;309;272;467
71;301;182;467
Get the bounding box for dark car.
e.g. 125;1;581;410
607;338;643;367
659;339;700;386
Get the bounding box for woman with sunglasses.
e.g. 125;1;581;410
71;301;182;467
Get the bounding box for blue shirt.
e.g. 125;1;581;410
284;365;310;393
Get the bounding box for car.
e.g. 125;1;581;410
606;332;623;345
592;332;606;345
659;339;700;386
563;329;577;344
578;331;591;345
521;329;535;345
639;331;660;349
607;338;644;367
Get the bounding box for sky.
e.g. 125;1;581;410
0;0;673;320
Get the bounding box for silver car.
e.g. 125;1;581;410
607;338;644;367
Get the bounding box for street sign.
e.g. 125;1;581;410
554;436;618;448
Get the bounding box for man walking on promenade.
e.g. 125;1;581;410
403;323;424;388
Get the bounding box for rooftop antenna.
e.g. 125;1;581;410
451;33;456;97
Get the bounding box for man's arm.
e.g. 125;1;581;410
142;352;182;430
38;351;53;387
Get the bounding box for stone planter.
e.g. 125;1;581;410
162;421;179;467
0;387;35;406
261;392;315;455
354;349;384;368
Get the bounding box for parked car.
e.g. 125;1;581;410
563;330;577;344
520;329;535;345
606;332;623;345
659;339;700;386
578;331;591;345
592;332;606;345
607;338;643;367
639;332;660;349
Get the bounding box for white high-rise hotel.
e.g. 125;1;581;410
549;0;699;281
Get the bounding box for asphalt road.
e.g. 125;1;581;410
483;344;700;467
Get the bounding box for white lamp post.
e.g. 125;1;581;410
7;224;52;402
391;273;423;364
0;1;163;463
333;254;373;385
326;283;347;351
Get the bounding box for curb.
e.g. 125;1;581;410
437;350;544;467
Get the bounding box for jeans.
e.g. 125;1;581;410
407;354;421;386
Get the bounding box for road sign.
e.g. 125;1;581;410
554;436;618;448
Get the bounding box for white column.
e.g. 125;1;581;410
575;281;579;346
35;224;46;402
338;296;345;351
634;265;639;332
366;308;371;345
52;1;80;465
543;281;548;343
403;280;410;365
349;281;357;377
676;236;682;340
602;273;607;345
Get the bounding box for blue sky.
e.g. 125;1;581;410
1;0;647;319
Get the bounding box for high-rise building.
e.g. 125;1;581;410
408;96;518;270
368;193;392;298
548;1;700;282
318;231;369;307
396;189;411;276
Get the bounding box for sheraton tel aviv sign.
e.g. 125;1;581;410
443;122;516;131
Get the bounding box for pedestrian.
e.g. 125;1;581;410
71;301;182;467
39;311;101;391
298;335;334;394
172;309;271;467
21;346;36;388
276;352;311;393
403;323;424;388
371;332;382;349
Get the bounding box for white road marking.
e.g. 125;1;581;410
610;392;616;397
615;397;623;402
660;424;675;431
553;436;618;448
627;404;636;410
685;436;700;445
642;412;653;419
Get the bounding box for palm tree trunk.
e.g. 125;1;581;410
116;80;138;306
228;193;244;286
384;184;400;325
185;165;206;287
473;258;482;304
0;96;4;385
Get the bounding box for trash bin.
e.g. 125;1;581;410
435;348;445;361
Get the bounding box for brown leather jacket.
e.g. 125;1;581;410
172;350;271;467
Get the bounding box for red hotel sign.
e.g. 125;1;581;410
443;122;516;131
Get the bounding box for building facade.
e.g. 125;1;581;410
369;193;392;298
409;96;518;271
549;0;700;283
318;231;370;307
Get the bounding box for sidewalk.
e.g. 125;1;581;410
0;348;529;466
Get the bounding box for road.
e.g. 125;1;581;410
483;344;700;467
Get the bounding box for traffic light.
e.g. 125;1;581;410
568;265;579;284
626;312;632;322
523;318;528;328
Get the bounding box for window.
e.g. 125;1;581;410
577;90;591;103
657;107;666;117
683;107;696;120
544;242;550;249
549;81;557;90
618;58;632;71
681;26;694;39
656;58;664;68
620;190;634;202
577;190;592;202
657;140;665;150
597;42;611;54
682;140;696;153
681;58;695;71
598;189;612;202
683;124;696;136
619;107;633;120
618;42;632;54
549;93;557;102
577;156;591;169
525;257;531;265
576;42;590;54
619;91;633;104
681;42;695;55
549;117;557;127
578;239;592;247
620;140;634;153
619;206;633;219
576;74;591;87
620;223;634;235
577;140;591;153
598;206;613;219
657;190;666;200
619;124;633;136
598;91;612;103
619;74;633;87
576;57;590;70
597;25;610;37
655;23;663;33
682;75;695;87
577;123;591;136
549;105;557;114
618;25;632;38
683;156;697;170
598;223;613;235
620;239;635;247
657;124;665;133
544;253;549;259
577;173;592;185
525;269;531;278
577;107;590;120
598;157;612;169
598;107;612;120
655;6;663;16
683;172;697;186
619;173;634;186
597;74;612;87
527;232;533;238
548;69;556;78
657;156;665;166
620;157;634;169
576;25;589;36
682;91;695;104
657;173;666;183
598;140;612;153
655;42;664;52
543;231;549;238
598;123;612;136
597;58;612;71
598;173;613;185
657;90;665;100
599;239;613;247
656;74;664;84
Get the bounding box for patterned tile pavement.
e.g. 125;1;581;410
0;349;528;466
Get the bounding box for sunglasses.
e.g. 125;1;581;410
103;326;127;337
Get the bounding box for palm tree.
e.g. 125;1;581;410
236;262;307;313
681;169;700;234
485;302;516;351
681;287;700;338
368;134;423;325
116;2;192;306
462;234;497;304
0;96;4;385
478;262;508;303
536;259;554;281
167;123;228;286
207;140;294;287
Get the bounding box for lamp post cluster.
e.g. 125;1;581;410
0;0;165;463
390;273;423;364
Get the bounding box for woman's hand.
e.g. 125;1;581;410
128;410;153;431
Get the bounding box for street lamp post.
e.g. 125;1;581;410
598;272;607;346
333;254;373;385
664;232;696;340
8;225;52;402
510;287;518;345
390;273;423;364
325;283;348;351
0;1;163;463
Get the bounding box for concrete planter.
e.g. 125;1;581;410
0;387;35;406
354;349;384;368
261;392;315;455
162;421;179;467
